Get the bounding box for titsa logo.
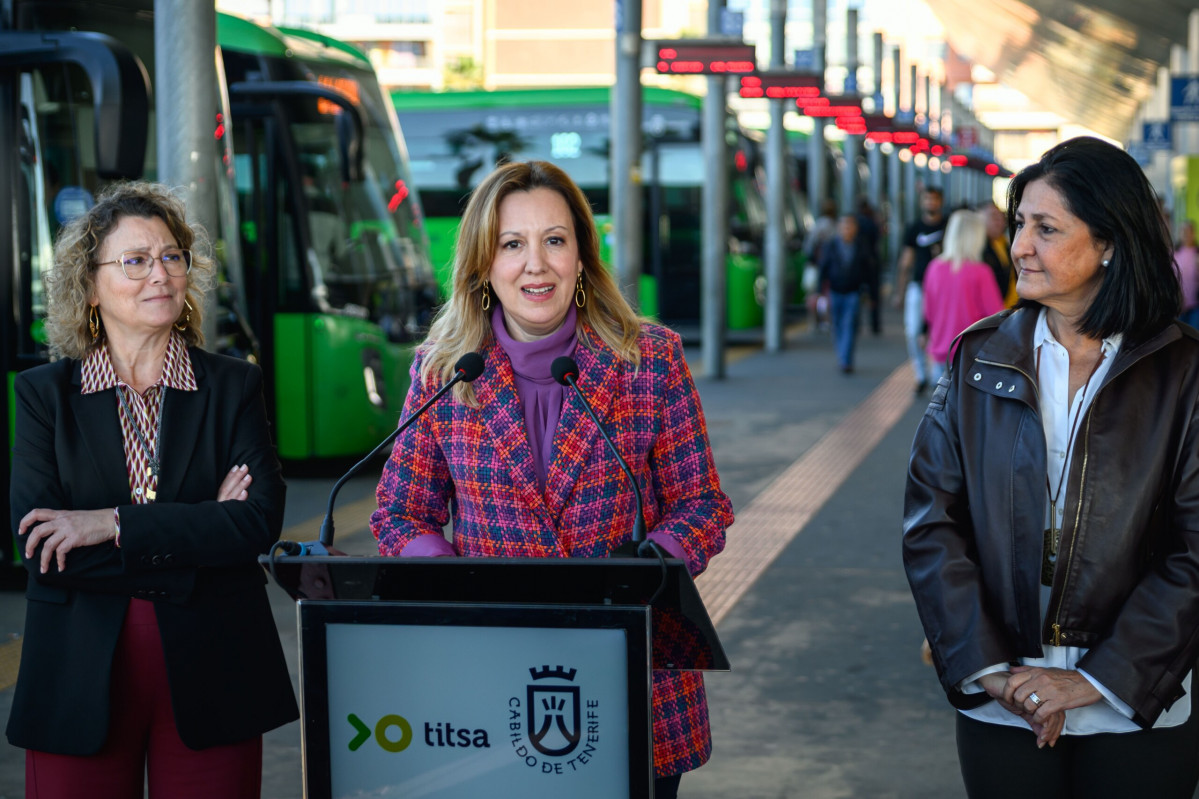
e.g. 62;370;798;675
507;665;601;775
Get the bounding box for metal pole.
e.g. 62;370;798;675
866;31;884;210
155;0;219;348
808;0;827;217
702;0;728;379
888;46;903;275
840;7;859;215
612;0;644;308
764;0;787;352
906;64;919;220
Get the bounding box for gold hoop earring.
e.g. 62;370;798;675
89;305;100;343
481;280;491;312
574;273;586;309
174;300;193;332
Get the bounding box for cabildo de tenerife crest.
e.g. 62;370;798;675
507;665;600;772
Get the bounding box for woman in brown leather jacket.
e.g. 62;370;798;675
904;137;1199;799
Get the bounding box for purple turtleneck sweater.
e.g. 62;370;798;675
492;304;578;490
399;304;686;562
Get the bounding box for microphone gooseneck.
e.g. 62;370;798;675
551;356;646;544
311;351;486;550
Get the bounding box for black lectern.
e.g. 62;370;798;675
262;555;729;799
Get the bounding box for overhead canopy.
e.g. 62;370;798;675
923;0;1195;141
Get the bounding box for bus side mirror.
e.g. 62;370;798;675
0;31;151;179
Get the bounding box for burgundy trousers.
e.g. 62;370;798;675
25;599;263;799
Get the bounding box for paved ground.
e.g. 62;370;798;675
0;308;1189;797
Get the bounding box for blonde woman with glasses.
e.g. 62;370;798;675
7;182;297;798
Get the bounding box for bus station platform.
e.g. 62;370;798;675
9;307;1184;798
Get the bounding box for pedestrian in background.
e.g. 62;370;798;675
803;198;839;333
8;182;298;798
856;196;883;335
894;186;947;393
980;203;1017;307
818;213;873;373
1176;219;1198;328
904;136;1198;799
922;209;1005;385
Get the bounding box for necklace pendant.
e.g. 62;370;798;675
1041;528;1056;587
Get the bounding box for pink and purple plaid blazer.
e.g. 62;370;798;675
371;322;732;777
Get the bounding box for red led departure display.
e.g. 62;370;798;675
796;94;862;118
738;71;823;99
652;40;756;74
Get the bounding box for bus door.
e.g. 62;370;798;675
0;28;149;569
229;82;407;459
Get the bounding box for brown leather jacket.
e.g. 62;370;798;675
904;306;1199;728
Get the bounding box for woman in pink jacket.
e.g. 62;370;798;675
371;160;733;798
922;209;1006;384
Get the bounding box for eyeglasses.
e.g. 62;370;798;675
96;249;192;280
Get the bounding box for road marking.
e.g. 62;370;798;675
696;363;916;626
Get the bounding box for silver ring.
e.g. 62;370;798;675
1028;692;1043;707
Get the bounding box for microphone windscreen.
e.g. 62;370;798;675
551;356;579;386
454;352;486;382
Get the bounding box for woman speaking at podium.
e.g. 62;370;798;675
371;160;733;796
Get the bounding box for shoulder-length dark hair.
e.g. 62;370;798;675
1006;136;1179;340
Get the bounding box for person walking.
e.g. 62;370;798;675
922;209;1005;384
818;213;873;373
894;186;947;393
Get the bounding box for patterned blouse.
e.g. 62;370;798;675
81;332;197;510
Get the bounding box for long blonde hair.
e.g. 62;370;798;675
44;181;214;359
939;209;987;271
421;160;644;405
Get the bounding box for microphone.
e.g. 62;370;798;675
283;351;485;555
551;356;646;545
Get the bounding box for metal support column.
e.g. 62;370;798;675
612;0;643;308
155;0;219;346
702;0;729;379
840;7;859;215
764;0;787;352
808;0;827;216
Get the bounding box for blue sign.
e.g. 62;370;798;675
53;186;94;225
1126;142;1151;167
793;49;816;71
720;9;744;37
1143;121;1172;151
1171;75;1199;122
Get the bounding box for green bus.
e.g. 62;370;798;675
1;3;436;457
0;3;437;562
391;86;777;331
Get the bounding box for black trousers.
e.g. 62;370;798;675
956;701;1199;799
654;773;682;798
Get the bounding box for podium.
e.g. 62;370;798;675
263;555;730;799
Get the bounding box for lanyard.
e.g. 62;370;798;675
116;384;165;502
1037;345;1105;584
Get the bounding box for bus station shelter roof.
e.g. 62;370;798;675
923;0;1196;141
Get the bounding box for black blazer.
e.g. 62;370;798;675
6;348;298;755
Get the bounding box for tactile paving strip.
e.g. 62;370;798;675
697;364;916;626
